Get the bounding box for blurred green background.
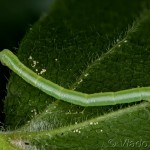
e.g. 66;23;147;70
0;0;52;127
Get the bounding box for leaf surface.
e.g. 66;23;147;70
2;0;150;149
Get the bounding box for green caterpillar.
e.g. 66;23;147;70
1;49;150;106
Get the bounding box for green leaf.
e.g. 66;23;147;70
0;134;21;150
2;0;150;149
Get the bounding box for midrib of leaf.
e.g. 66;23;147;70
52;9;150;101
3;102;150;149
